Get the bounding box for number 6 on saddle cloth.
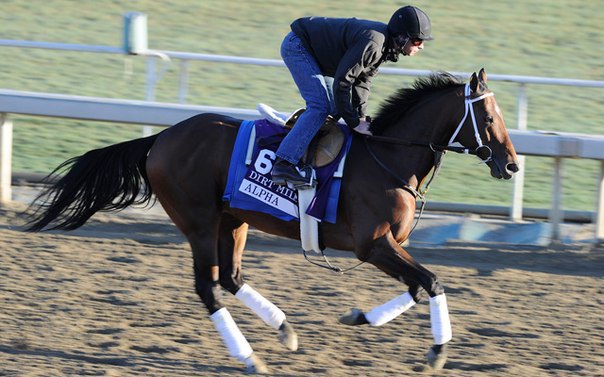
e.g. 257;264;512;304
222;104;353;253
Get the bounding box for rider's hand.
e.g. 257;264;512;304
353;119;373;136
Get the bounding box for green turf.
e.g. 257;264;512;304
1;0;602;211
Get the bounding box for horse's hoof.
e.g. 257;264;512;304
278;320;298;351
338;308;369;326
245;353;269;374
426;344;448;370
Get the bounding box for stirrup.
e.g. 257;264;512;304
272;161;316;188
293;166;317;188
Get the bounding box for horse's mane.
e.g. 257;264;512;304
370;72;464;135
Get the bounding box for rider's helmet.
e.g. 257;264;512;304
387;6;433;41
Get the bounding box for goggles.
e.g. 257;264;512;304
410;38;424;47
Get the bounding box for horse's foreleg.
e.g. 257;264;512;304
345;235;451;370
218;214;298;352
341;289;418;327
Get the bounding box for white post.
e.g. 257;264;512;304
511;84;527;221
0;113;13;205
596;161;604;244
550;157;563;241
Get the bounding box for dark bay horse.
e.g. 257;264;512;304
27;69;518;373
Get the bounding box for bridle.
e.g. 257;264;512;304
447;83;495;163
364;83;494;162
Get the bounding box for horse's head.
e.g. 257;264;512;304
451;69;519;179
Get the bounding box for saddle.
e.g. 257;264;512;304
285;108;346;168
244;103;350;253
257;103;346;168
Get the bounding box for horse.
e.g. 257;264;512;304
26;69;519;373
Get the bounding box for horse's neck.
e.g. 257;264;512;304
384;91;462;146
379;92;463;186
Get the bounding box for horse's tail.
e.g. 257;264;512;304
26;133;161;231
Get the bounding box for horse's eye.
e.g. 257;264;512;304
486;115;494;124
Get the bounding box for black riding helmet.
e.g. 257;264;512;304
388;5;433;41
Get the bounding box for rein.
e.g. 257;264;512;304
364;82;495;186
302;249;365;274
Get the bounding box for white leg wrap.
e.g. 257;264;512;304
235;283;286;329
429;294;452;345
210;308;253;361
365;292;416;327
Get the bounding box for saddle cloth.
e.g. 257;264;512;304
222;118;352;223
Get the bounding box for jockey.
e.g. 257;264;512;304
271;5;433;186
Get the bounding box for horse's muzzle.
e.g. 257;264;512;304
489;159;519;180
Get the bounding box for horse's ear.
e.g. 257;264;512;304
479;68;487;83
470;72;479;92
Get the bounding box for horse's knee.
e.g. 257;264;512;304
220;273;244;295
195;279;225;314
411;270;444;298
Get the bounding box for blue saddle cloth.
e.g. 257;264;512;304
222;119;352;223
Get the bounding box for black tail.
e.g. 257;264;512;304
26;134;160;231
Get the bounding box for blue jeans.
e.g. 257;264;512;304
276;32;336;165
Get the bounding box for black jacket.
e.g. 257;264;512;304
291;17;390;128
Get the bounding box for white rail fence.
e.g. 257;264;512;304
2;38;604;222
1;89;603;243
1;34;604;242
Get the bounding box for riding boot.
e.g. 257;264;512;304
271;158;308;186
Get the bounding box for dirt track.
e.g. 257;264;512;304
1;202;602;376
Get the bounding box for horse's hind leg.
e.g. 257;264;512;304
218;214;298;351
148;183;267;372
184;223;268;373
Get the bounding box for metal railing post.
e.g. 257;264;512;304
0;113;13;205
549;157;563;241
510;84;527;221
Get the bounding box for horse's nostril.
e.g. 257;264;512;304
506;162;520;173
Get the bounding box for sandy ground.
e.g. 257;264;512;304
0;201;603;377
